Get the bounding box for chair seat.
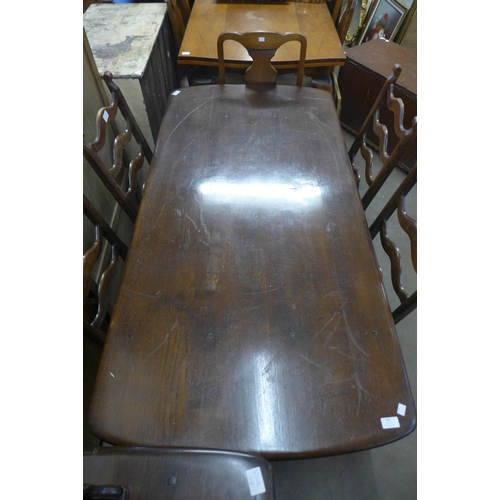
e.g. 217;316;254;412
83;447;274;499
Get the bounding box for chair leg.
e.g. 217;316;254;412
332;70;342;116
311;72;333;94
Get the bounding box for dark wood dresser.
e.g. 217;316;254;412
338;39;417;171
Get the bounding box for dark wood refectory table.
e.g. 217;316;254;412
89;84;416;459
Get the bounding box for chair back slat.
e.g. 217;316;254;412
348;64;417;210
83;72;154;224
102;72;154;165
84;143;139;223
217;31;307;87
90;92;119;153
84;195;128;260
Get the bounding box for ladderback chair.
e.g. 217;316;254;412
166;0;188;53
83;195;129;344
348;64;417;210
84;447;275;499
369;164;417;324
83;72;154;224
218;31;307;87
164;0;213;86
312;0;359;109
331;0;359;48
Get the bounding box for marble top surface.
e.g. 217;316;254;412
83;3;167;78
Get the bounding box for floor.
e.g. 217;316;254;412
83;99;417;500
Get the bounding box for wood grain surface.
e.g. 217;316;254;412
178;0;346;68
89;84;416;459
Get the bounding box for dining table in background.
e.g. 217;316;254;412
89;83;416;459
177;0;346;76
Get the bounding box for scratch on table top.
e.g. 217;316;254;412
324;375;355;385
299;354;321;369
327;346;358;361
313;310;341;339
320;314;341;349
262;351;283;375
154;203;166;228
239;284;283;295
184;213;200;232
146;318;179;358
345;320;369;358
354;373;370;416
306;111;344;168
126;288;164;299
303;95;330;101
193;194;211;243
164;99;213;145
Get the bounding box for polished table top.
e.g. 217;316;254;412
178;0;346;69
89;84;416;459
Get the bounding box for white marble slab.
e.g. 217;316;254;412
83;3;168;78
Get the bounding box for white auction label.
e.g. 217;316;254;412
381;416;400;429
181;51;191;55
397;403;406;416
258;37;265;42
246;467;266;496
172;90;181;96
103;110;109;122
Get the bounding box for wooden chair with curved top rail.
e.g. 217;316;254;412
348;64;417;211
217;31;307;86
311;0;359;109
330;0;359;47
83;71;154;224
164;0;213;86
165;0;190;53
369;164;417;324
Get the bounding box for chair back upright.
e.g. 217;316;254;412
217;31;307;86
348;64;417;210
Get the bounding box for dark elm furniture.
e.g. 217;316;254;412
83;447;274;499
89;84;416;459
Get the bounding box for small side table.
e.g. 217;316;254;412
83;3;178;147
338;39;417;172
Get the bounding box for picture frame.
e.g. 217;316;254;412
345;0;375;47
358;0;407;44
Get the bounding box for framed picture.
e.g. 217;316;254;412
358;0;407;44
